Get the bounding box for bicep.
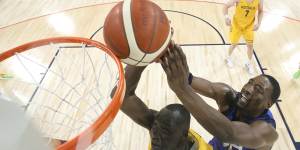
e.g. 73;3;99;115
191;77;231;101
190;77;216;99
228;121;277;149
121;94;156;129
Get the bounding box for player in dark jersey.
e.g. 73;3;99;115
160;43;280;150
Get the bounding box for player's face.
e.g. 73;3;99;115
150;111;188;150
240;76;273;112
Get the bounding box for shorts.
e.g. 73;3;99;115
229;23;254;44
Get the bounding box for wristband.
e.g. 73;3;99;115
188;73;193;85
225;14;230;19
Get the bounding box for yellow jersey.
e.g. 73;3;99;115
148;129;212;150
233;0;260;29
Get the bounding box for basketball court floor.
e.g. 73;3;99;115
0;0;299;149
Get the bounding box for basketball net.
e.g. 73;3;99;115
0;37;125;150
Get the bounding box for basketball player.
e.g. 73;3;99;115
224;0;264;74
161;44;280;149
114;64;210;150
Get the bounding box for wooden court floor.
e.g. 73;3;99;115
0;0;299;149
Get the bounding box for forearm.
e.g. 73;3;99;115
124;66;146;95
223;5;229;16
191;76;216;99
174;86;234;141
257;11;263;26
117;65;155;129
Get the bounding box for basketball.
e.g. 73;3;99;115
103;0;171;66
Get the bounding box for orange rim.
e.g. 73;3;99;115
0;37;126;150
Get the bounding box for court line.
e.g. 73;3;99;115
90;27;103;39
1;0;300;30
253;49;298;149
164;10;225;44
89;10;226;44
25;47;61;110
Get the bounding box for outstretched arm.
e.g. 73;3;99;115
111;65;156;130
190;77;234;113
160;45;277;148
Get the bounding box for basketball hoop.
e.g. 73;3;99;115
0;37;125;150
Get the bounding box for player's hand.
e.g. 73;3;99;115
225;17;231;26
161;43;190;92
253;24;260;31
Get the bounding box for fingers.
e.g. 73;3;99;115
161;52;171;76
163;43;188;68
167;48;179;73
173;44;189;71
161;42;189;77
161;48;177;77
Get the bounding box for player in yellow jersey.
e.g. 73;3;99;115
111;63;213;150
224;0;264;74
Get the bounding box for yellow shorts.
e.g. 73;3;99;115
229;23;254;44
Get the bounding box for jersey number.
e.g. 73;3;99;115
245;10;250;17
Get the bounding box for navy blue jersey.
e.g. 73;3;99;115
209;106;276;150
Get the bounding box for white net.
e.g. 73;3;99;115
0;41;121;149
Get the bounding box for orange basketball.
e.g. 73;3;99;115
103;0;171;66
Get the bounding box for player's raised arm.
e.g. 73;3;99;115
111;65;156;130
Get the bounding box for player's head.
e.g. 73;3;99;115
150;104;190;150
239;74;281;113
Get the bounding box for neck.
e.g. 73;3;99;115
178;137;193;150
237;108;265;120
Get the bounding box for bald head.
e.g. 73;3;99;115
156;104;191;132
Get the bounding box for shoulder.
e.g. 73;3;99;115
212;83;237;113
213;82;236;101
146;109;158;129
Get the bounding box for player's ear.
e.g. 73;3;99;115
267;99;273;108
